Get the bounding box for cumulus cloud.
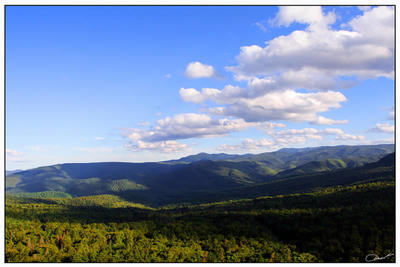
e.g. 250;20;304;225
185;61;218;79
123;113;252;152
180;85;247;104
209;89;347;124
369;123;394;133
180;7;394;126
273;6;336;30
228;6;394;86
181;83;348;125
122;7;393;153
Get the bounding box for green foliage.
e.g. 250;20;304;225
5;181;395;263
8;191;72;199
276;158;348;178
5;175;21;188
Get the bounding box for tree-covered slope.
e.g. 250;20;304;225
5;181;395;263
236;144;394;170
154;152;395;206
276;158;350;178
6;145;394;205
5;162;184;194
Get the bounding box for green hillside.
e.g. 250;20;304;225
6;145;394;207
143;152;395;206
276;158;348;178
5;181;394;263
236;144;394;170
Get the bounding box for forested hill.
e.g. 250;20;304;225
5;144;394;206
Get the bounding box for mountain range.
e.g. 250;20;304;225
6;144;394;206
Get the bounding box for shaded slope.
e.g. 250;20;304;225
6;162;185;194
276;158;348;178
152;153;395;206
145;160;277;192
237;144;394;170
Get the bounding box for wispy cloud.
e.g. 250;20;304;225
6;149;28;162
76;147;114;153
254;22;267;32
217;127;365;152
388;107;394;120
368;123;394;134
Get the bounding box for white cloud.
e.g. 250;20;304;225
388;107;394;120
179;88;208;104
261;121;287;134
217;127;365;152
217;138;275;152
358;6;372;12
311;116;349;125
369;123;394;133
165;73;172;78
276;127;365;141
185;61;218;79
362;137;394;145
209;89;347;124
94;137;105;141
123;113;253;153
180;85;247;105
126;140;188;153
6;149;22;157
176;7;389;129
228;6;394;86
121;7;393;154
273;6;336;30
6;149;27;162
181;84;347;125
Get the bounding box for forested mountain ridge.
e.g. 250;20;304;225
140;152;395;206
5;169;24;176
5;145;394;207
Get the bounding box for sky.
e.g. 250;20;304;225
6;5;395;170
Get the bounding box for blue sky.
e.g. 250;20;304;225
6;6;394;169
